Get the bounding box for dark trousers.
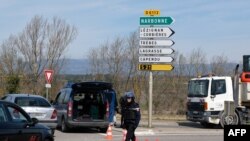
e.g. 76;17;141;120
120;115;124;127
125;123;136;141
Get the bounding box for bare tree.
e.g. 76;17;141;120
189;48;207;76
88;42;109;80
0;35;25;75
124;31;146;102
210;54;229;76
14;15;77;93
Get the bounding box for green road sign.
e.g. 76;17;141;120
140;17;174;25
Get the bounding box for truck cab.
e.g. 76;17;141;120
186;75;234;127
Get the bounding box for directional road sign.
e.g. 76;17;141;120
139;48;174;55
138;64;174;71
140;27;174;38
139;56;174;63
140;39;174;46
140;17;174;25
44;69;54;84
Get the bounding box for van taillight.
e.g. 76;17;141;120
106;101;109;118
67;101;73;117
51;110;57;119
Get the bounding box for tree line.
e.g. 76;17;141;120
0;15;235;114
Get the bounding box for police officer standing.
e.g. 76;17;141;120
122;92;141;141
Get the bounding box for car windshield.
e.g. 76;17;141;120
15;97;51;107
188;80;209;97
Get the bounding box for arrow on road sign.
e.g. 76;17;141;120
44;69;54;84
139;48;174;55
140;27;174;38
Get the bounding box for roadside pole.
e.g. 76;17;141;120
46;85;49;100
139;10;175;128
149;71;153;127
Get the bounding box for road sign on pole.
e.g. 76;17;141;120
138;64;174;71
140;27;174;38
144;10;160;16
139;48;174;55
140;39;174;47
140;17;174;25
44;69;54;84
139;56;174;63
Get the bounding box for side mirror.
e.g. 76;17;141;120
31;118;39;125
25;118;39;128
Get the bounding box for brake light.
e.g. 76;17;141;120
51;109;57;119
67;101;73;117
106;100;109;118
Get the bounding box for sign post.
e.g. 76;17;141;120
44;69;54;100
139;9;175;128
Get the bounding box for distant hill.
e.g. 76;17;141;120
60;59;90;74
60;59;240;75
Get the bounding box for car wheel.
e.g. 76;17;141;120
61;118;69;132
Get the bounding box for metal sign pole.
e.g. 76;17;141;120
46;87;49;100
148;71;153;128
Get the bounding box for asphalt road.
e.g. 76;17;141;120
54;120;224;141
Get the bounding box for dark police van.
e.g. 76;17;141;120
53;81;116;132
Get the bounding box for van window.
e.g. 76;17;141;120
63;89;71;104
57;91;66;104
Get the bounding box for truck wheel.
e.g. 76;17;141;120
219;111;239;128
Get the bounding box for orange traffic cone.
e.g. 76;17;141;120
105;125;113;140
122;129;127;141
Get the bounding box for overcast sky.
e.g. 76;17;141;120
0;0;250;63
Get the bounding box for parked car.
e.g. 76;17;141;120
0;100;54;141
53;81;117;132
1;94;57;134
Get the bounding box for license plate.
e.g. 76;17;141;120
193;111;199;114
29;113;43;117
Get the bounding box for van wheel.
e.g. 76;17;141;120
61;118;69;132
219;111;239;128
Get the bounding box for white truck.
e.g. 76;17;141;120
186;55;250;128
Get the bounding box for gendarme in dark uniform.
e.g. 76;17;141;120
122;92;141;141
